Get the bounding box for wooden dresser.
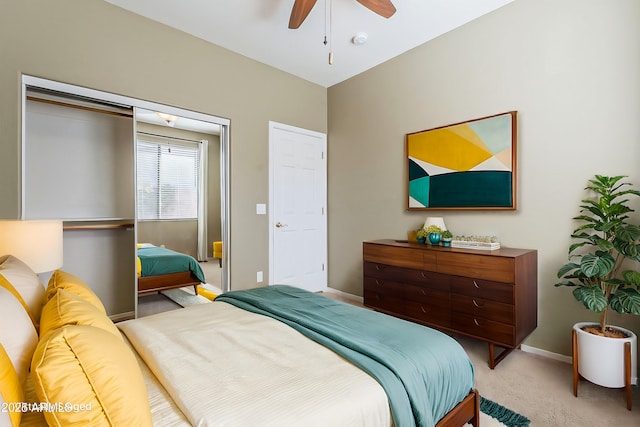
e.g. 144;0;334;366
363;239;537;368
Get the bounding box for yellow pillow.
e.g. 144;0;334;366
39;289;121;339
31;325;152;427
0;343;23;427
45;270;106;314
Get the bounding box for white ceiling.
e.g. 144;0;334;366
105;0;515;88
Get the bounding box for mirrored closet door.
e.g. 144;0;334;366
21;75;230;320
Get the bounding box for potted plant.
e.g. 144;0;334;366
425;225;442;245
556;175;640;392
441;230;453;247
415;227;428;244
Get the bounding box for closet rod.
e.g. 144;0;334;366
137;131;204;144
26;96;133;118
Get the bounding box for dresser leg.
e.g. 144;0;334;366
488;343;513;369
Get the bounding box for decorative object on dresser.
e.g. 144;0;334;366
441;230;453;247
406;111;517;210
415;227;428;244
363;239;537;369
452;235;501;250
425;225;443;245
555;175;640;410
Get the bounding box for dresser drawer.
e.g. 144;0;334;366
452;313;514;346
364;262;450;291
363;243;424;269
451;295;514;324
450;276;514;304
364;277;449;305
437;252;515;283
365;290;450;327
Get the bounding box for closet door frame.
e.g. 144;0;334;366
20;75;231;306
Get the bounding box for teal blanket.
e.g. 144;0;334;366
138;246;206;283
215;285;474;427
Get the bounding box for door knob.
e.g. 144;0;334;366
275;222;288;228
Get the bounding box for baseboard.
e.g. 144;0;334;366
324;287;364;304
520;344;572;364
110;311;135;322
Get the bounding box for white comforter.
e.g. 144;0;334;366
118;301;392;427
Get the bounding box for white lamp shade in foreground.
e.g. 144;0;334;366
0;220;63;273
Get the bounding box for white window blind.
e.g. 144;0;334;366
136;140;200;220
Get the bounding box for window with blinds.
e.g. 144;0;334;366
136;140;200;220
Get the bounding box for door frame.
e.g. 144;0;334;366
268;121;327;288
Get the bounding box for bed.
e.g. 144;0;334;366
0;255;479;427
136;244;206;295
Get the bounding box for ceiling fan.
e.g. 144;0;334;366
288;0;397;29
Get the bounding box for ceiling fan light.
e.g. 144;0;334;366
156;112;179;127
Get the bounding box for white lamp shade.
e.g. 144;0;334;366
424;217;447;231
0;220;63;273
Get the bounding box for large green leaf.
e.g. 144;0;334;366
555;280;578;287
617;224;640;241
580;252;615;277
622;270;640;287
573;286;608;312
610;288;640;314
557;262;580;278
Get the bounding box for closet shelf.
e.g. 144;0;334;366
63;220;134;231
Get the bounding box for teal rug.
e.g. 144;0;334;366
481;396;530;427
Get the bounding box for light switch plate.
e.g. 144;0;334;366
256;203;266;215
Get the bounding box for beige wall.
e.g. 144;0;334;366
3;0;640;359
0;0;327;289
328;0;640;357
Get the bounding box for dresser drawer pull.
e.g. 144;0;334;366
472;299;484;308
375;279;384;286
421;306;430;313
375;264;385;271
473;280;480;288
473;319;481;326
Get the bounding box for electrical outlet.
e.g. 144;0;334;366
257;271;263;283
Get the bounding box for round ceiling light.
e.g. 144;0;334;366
352;32;368;45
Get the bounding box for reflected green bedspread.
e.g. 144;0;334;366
215;285;474;427
137;246;206;283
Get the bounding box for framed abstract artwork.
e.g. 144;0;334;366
406;111;517;210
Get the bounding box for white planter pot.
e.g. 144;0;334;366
574;322;638;388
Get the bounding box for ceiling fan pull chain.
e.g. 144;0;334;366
328;0;333;64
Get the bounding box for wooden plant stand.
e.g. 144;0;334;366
572;329;633;410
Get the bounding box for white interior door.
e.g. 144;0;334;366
269;122;327;292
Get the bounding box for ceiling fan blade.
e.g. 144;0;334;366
289;0;318;29
355;0;396;19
